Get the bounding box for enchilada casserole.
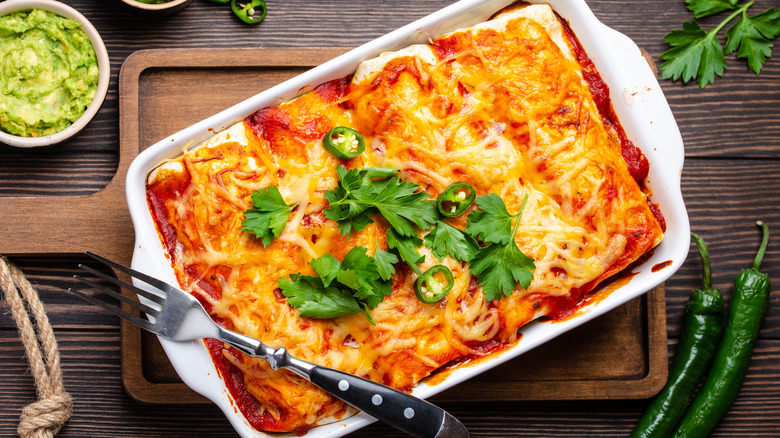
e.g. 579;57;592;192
145;3;665;433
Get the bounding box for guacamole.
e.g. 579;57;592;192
0;9;99;137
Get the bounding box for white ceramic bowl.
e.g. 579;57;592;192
0;0;110;148
125;0;690;436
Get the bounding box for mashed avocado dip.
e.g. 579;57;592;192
0;9;99;137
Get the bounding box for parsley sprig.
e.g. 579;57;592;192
661;0;780;88
278;246;393;324
323;165;439;237
241;186;296;246
466;195;536;301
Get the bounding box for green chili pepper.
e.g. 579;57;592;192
437;182;476;217
205;0;231;4
323;127;366;160
672;221;771;438
231;0;267;25
631;233;724;438
414;265;454;304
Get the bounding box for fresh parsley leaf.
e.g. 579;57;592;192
278;246;394;323
465;194;535;301
324;165;438;237
725;7;780;74
470;242;536;301
241;186;296;247
386;228;424;275
465;193;521;245
311;254;340;287
373;240;399;281
660;20;727;88
661;2;780;88
687;0;738;19
278;274;362;319
425;220;480;262
338;246;391;308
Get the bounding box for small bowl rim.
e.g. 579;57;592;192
119;0;190;11
0;0;110;148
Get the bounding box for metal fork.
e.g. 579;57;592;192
68;251;468;438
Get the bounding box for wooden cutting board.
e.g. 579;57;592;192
2;48;668;404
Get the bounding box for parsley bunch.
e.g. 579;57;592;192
323;165;439;237
661;0;780;88
245;165;538;321
278;246;395;324
465;194;536;301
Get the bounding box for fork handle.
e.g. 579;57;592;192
307;366;469;438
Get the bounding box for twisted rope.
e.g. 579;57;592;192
0;256;72;438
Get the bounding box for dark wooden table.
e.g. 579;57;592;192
1;0;778;436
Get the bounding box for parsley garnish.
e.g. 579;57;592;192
373;240;399;281
386;228;425;275
278;275;363;319
278;246;393;323
241;186;296;246
465;193;521;245
425;220;480;262
323;165;438;237
661;1;780;87
466;195;536;301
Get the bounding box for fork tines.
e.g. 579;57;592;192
68;251;167;332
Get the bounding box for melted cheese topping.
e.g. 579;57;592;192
146;4;663;433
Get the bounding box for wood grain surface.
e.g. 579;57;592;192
1;0;779;437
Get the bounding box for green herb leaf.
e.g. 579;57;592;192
686;0;738;18
373;240;399;281
386;228;424;275
278;274;362;319
324;165;438;237
338;246;391;308
660;20;727;88
465;194;535;301
725;8;780;74
425;220;480;262
465;193;520;245
241;186;297;246
278;246;394;323
469;242;536;301
311;254;340;287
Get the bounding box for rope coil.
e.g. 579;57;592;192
0;256;72;438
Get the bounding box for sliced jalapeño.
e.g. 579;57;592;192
414;265;454;304
437;182;476;217
323;127;366;160
231;0;267;25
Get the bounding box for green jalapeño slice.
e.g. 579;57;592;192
323;127;366;160
231;0;267;24
437;182;476;217
415;265;454;304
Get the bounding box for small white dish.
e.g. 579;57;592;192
119;0;191;15
0;0;110;148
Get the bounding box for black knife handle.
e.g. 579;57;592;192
309;365;463;438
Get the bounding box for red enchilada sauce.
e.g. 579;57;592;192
146;5;665;433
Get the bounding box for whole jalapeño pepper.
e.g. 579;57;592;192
632;233;724;438
673;221;771;438
231;0;267;25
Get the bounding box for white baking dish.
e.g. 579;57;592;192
124;0;688;436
